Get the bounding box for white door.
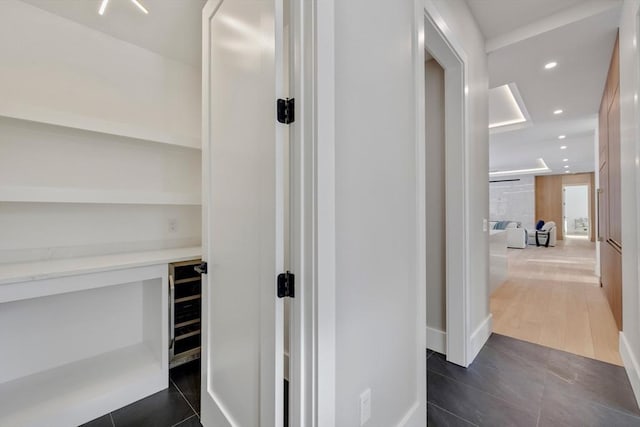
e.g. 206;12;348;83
201;0;286;425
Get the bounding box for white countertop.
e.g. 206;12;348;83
0;247;202;285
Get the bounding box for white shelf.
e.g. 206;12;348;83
0;105;201;150
0;246;201;286
0;185;201;206
0;343;166;427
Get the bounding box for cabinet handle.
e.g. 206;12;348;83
596;188;603;242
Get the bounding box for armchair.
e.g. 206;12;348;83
527;221;557;247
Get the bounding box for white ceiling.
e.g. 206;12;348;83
466;0;621;176
466;0;586;40
18;0;206;66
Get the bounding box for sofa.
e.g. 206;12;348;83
489;221;527;249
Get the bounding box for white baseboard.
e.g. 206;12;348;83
395;401;423;427
620;332;640;408
469;314;492;364
426;326;446;354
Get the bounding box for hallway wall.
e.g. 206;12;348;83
326;0;488;424
619;0;640;408
332;1;423;425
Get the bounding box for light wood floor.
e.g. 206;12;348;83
491;237;623;365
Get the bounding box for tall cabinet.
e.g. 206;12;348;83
598;33;622;330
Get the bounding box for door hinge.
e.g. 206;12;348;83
277;98;295;124
194;262;208;275
277;271;295;298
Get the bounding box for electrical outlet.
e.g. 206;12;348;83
360;388;371;425
483;218;488;232
168;218;178;233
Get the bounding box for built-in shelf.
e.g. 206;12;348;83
0;185;201;206
0;343;164;427
0;106;201;150
0;246;201;286
175;294;201;303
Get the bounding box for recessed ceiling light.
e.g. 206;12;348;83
545;62;558;70
130;0;149;14
98;0;148;15
489;158;550;177
563;158;569;162
558;135;566;139
554;109;563;115
488;84;528;129
560;146;567;149
98;0;109;15
564;165;569;168
565;171;570;174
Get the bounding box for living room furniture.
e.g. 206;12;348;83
490;221;527;249
527;221;557;247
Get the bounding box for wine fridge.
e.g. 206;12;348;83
169;259;202;369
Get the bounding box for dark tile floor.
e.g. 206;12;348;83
82;333;640;427
82;360;201;427
427;333;640;427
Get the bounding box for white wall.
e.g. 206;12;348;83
619;0;640;407
0;0;200;145
425;59;446;335
0;0;201;263
331;0;422;425
490;175;535;230
325;0;488;425
431;0;491;349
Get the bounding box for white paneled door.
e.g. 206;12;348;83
201;0;287;425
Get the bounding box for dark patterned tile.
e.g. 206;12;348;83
538;386;640;427
111;384;195;427
485;333;551;368
81;414;113;427
172;414;202;427
427;371;538;427
427;349;434;359
170;360;201;414
427;403;477;427
427;343;545;413
545;348;640;416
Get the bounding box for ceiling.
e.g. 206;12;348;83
466;0;586;41
18;0;205;66
466;0;622;177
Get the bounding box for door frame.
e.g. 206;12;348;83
420;0;473;367
287;0;320;425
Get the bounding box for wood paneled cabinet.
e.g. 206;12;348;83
599;33;622;330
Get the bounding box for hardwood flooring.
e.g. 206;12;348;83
491;237;623;366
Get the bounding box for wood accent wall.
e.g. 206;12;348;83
534;172;596;242
599;33;622;330
535;175;564;239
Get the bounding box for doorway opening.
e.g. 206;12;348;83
563;184;591;239
424;51;447;359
